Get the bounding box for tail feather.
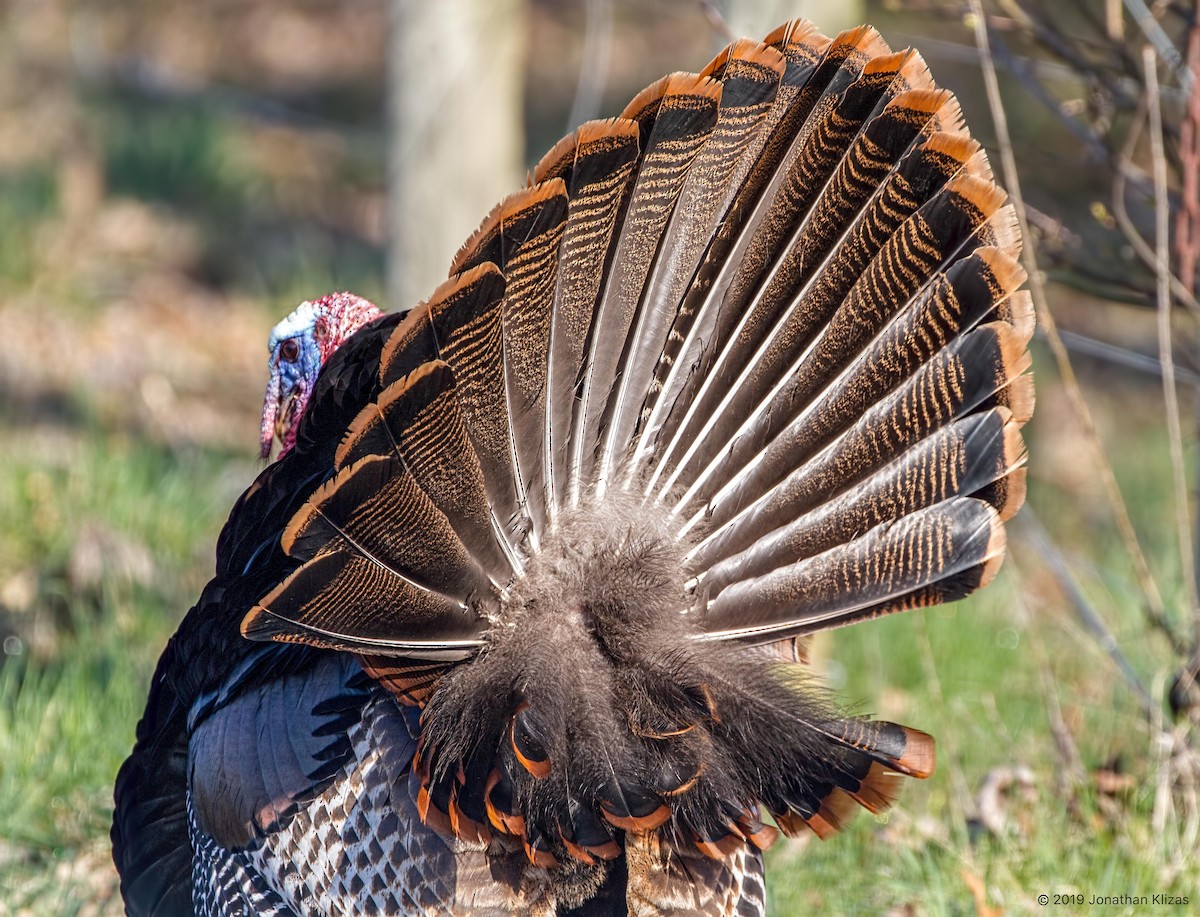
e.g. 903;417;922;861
600;40;786;488
240;549;483;659
377;265;524;568
694;321;1031;555
633;29;890;490
241;18;1034;868
691;247;1029;538
450;183;571;547
349;362;508;579
700;497;1005;643
544;120;643;521
572;73;723;502
621;24;846;477
647;126;984;499
628;49;937;488
636;87;960;492
282;453;495;599
697;409;1025;593
667;169;1011;515
818;552;1007;634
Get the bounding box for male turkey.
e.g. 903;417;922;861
113;19;1033;917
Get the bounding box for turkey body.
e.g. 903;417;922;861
113;19;1033;917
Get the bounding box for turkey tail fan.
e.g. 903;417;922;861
450;180;570;547
638;86;972;499
239;18;1032;869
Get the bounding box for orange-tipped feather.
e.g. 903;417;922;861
620;73;674;123
533;129;581;185
983;204;1022;257
945;172;1009;220
523;839;558;869
600;804;671;833
701;37;787;82
559;833;596;865
888;725;938;779
828;24;892;64
921;130;983;174
892;49;935;93
448;178;568;276
862;49;913;79
483;770;526;836
1005;289;1037;344
694;832;744;860
448;791;491;845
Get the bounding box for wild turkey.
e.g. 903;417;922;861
112;18;1033;917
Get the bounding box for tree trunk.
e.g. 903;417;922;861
723;0;864;37
387;0;527;313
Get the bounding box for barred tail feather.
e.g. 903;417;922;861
240;17;1033;872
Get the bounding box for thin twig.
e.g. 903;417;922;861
698;1;735;43
1126;0;1194;91
1145;44;1199;634
914;614;974;837
969;0;1179;647
1055;328;1200;384
1108;0;1126;41
1152;675;1176;837
1112;96;1200;325
1018;511;1163;717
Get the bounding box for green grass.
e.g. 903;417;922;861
0;167;57;289
1;394;1194;916
0;419;246;913
0;346;1195;916
765;579;1189;915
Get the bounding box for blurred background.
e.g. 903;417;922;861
1;0;1198;913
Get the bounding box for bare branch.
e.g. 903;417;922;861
1127;0;1194;90
1175;17;1200;293
1112;96;1200;324
1056;328;1200;383
1144;43;1199;635
969;0;1180;646
1018;511;1163;718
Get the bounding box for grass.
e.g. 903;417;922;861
766;580;1187;916
0;367;1196;916
0;167;57;290
0;420;247;914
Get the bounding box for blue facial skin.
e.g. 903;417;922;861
261;301;326;458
